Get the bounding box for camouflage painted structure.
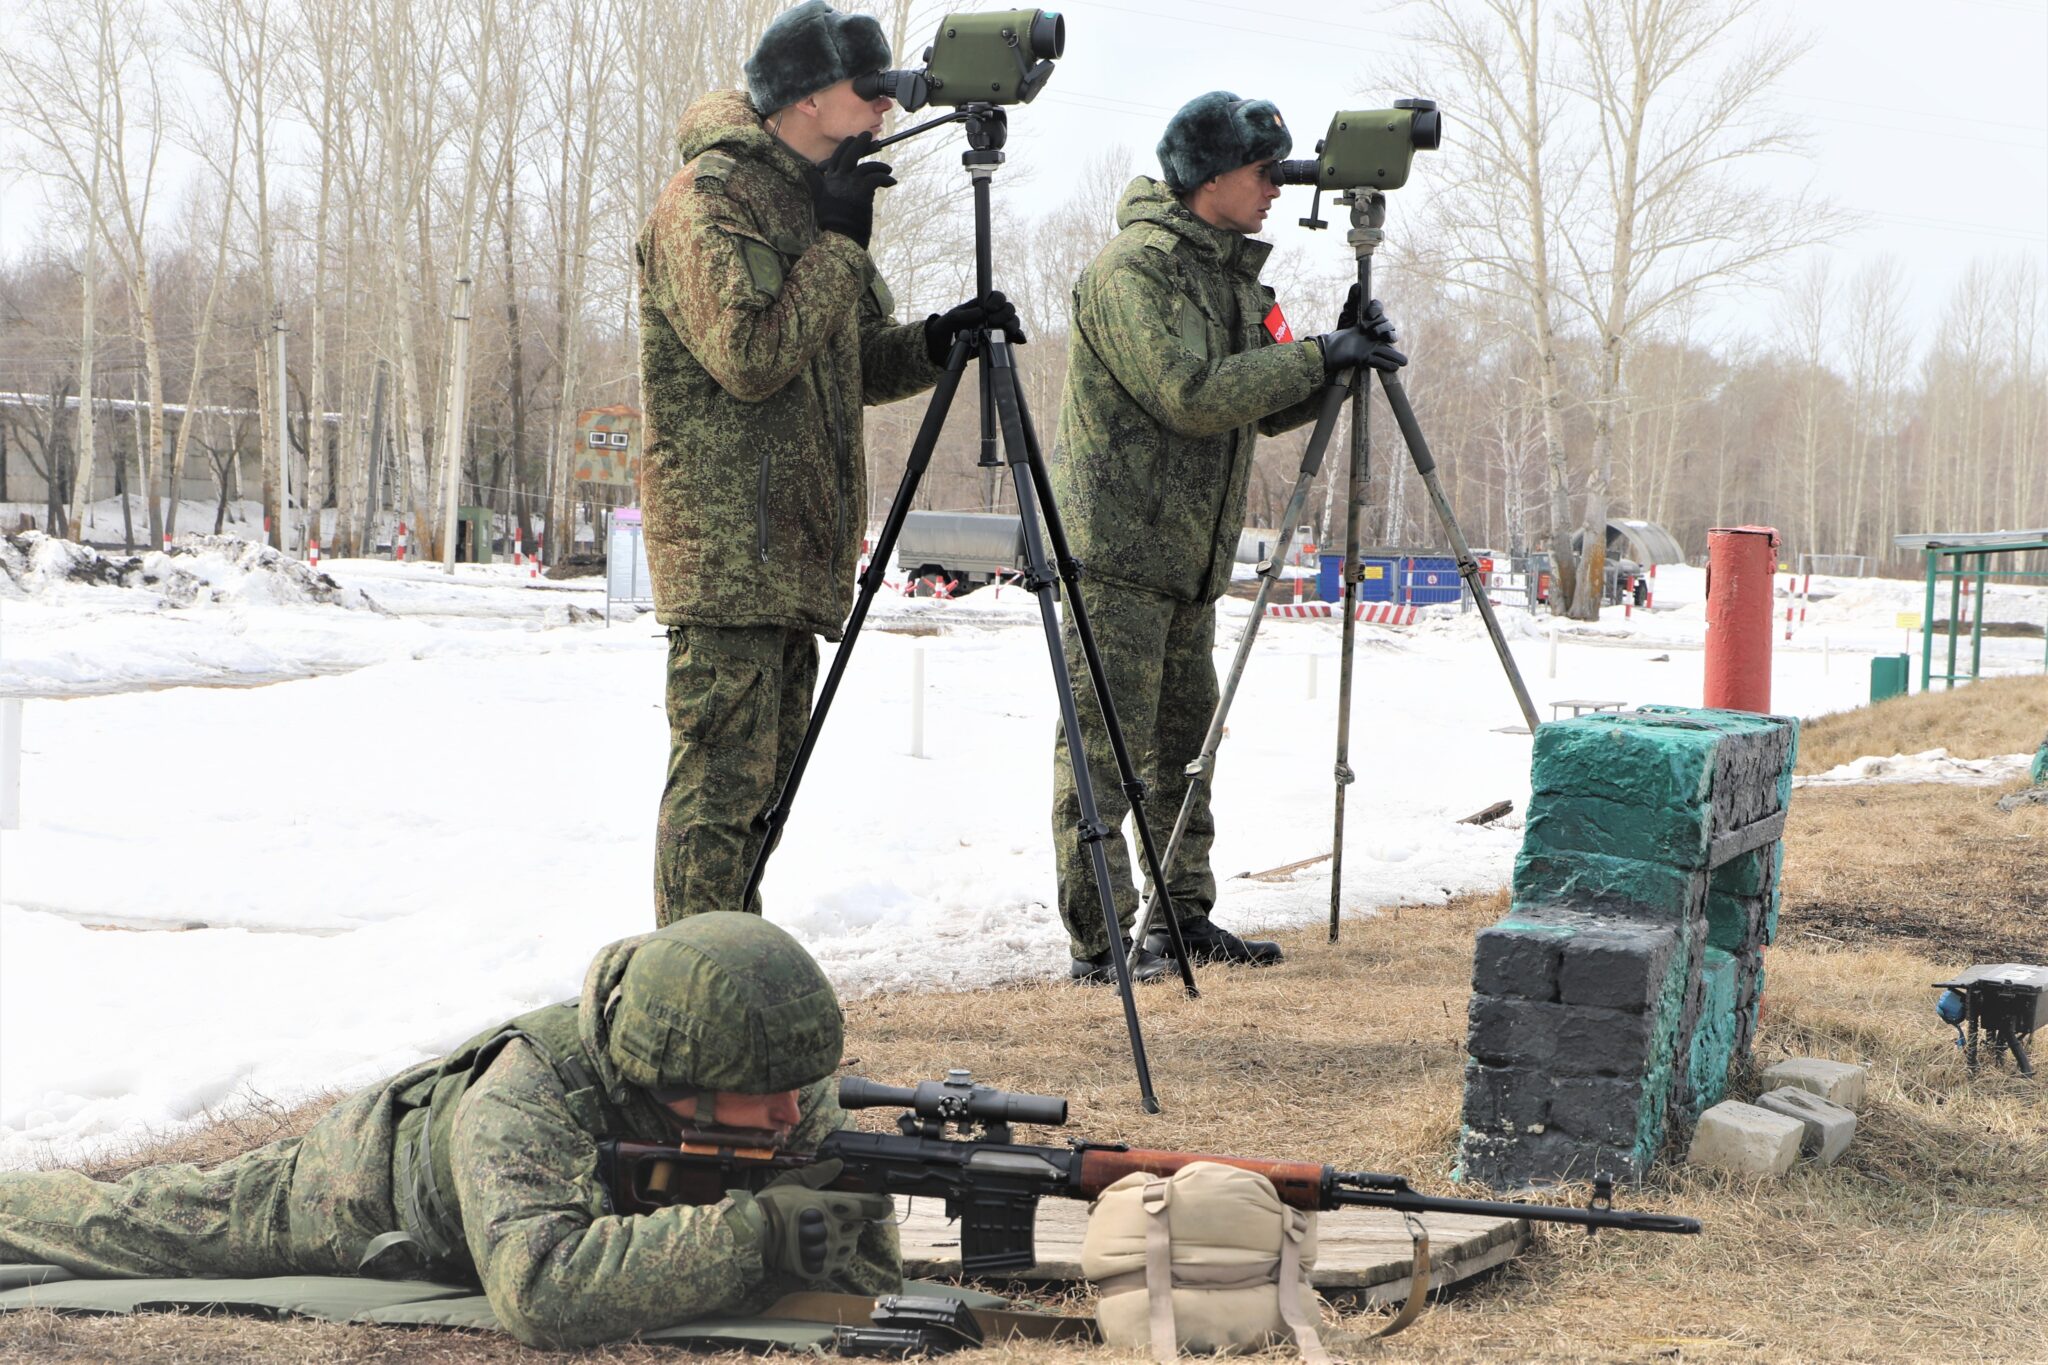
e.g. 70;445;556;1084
0;916;897;1349
1460;706;1799;1189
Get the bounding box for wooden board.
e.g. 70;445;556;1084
896;1197;1530;1307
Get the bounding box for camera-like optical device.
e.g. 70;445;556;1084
1274;98;1442;193
853;8;1064;112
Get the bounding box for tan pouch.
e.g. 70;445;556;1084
1082;1161;1329;1363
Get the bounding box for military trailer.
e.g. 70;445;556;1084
894;510;1028;593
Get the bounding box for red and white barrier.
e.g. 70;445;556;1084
514;527;525;566
1265;602;1418;625
395;522;408;561
309;540;320;569
531;532;542;579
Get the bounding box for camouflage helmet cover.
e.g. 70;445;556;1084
608;912;844;1094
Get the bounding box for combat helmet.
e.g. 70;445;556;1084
608;912;844;1094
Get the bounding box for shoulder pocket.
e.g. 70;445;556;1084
866;269;896;318
737;238;786;299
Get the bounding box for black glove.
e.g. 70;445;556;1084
746;1158;895;1281
923;290;1027;366
809;133;896;248
1335;282;1361;330
1312;313;1407;377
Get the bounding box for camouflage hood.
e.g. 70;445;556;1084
578;930;653;1107
1113;176;1275;286
673;89;812;189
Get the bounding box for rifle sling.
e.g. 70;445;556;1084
760;1291;1098;1344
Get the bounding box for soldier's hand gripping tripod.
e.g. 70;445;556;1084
741;106;1198;1114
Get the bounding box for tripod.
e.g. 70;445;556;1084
1326;189;1541;938
740;105;1198;1115
1127;189;1542;958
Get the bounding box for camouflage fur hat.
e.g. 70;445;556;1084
608;912;844;1094
1157;91;1293;194
746;1;892;117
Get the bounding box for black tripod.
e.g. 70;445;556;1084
741;105;1197;1114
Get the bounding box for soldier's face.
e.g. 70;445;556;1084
666;1088;804;1140
1192;158;1282;235
809;77;891;144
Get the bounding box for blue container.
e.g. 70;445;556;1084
1316;551;1344;602
1355;557;1398;602
1403;556;1462;605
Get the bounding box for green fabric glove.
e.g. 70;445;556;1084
743;1157;895;1281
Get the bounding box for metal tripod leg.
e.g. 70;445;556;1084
1127;375;1355;964
1001;357;1200;997
741;335;973;909
985;338;1174;1106
1376;369;1543;734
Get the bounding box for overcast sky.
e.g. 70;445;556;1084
3;0;2043;348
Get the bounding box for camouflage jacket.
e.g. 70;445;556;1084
637;91;939;638
1050;177;1326;604
433;935;897;1349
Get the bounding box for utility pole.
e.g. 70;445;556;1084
439;274;474;572
273;305;291;555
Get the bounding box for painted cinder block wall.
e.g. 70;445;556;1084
1460;706;1799;1190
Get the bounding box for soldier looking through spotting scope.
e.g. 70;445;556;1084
636;0;1022;927
1049;90;1407;984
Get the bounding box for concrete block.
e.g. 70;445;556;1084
1473;921;1569;1001
1682;948;1741;1113
1559;921;1680;1010
1762;1058;1868;1111
1466;997;1562;1068
1513;849;1707;923
1554;1007;1654;1077
1756;1087;1856;1166
1686;1101;1803;1177
1529;713;1720;809
1462;1063;1552;1135
1524;792;1713;869
1549;1077;1647;1147
1460;1128;1648;1192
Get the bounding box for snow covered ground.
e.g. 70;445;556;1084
2;536;2044;1166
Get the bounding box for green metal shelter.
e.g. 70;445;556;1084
1891;530;2048;691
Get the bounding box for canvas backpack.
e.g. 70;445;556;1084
1081;1161;1331;1363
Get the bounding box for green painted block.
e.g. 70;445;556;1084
1762;885;1781;945
2031;738;2046;786
1705;888;1754;952
1514;848;1706;921
1685;948;1741;1113
1629;915;1699;1167
1709;845;1773;898
1524;791;1713;868
1530;714;1721;808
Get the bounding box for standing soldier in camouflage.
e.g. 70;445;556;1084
1049;92;1406;982
638;0;1020;925
0;914;899;1349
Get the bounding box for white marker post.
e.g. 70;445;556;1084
910;646;927;758
1547;622;1559;679
0;699;21;831
1307;652;1319;700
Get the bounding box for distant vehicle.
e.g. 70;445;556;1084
894;510;1027;593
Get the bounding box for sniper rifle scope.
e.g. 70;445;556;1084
854;8;1065;113
840;1069;1069;1131
1274;98;1442;194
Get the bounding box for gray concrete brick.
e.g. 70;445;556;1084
1559;922;1680;1010
1465;996;1563;1068
1553;1006;1654;1077
1686;1101;1803;1176
1761;1058;1868;1111
1755;1087;1856;1166
1473;922;1566;1001
1461;1063;1552;1135
1549;1077;1647;1146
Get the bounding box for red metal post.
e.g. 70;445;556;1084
1705;526;1780;712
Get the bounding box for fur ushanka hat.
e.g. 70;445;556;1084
746;1;892;117
1156;91;1293;193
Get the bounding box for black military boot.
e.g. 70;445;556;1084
1070;944;1177;985
1144;916;1284;967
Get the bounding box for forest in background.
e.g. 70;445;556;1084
1;0;2041;613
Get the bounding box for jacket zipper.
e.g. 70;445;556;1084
814;353;848;553
755;444;772;563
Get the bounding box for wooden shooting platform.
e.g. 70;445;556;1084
895;1197;1531;1306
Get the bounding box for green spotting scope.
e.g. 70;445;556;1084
1275;98;1442;193
854;9;1064;112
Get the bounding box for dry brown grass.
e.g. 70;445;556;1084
1795;673;2048;774
8;796;2048;1360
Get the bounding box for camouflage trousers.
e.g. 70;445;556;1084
1050;580;1220;959
656;624;820;926
0;1084;406;1279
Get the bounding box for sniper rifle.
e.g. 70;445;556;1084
600;1070;1700;1276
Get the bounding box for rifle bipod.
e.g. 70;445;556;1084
741;107;1197;1114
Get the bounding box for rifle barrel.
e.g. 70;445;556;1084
1328;1180;1701;1234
